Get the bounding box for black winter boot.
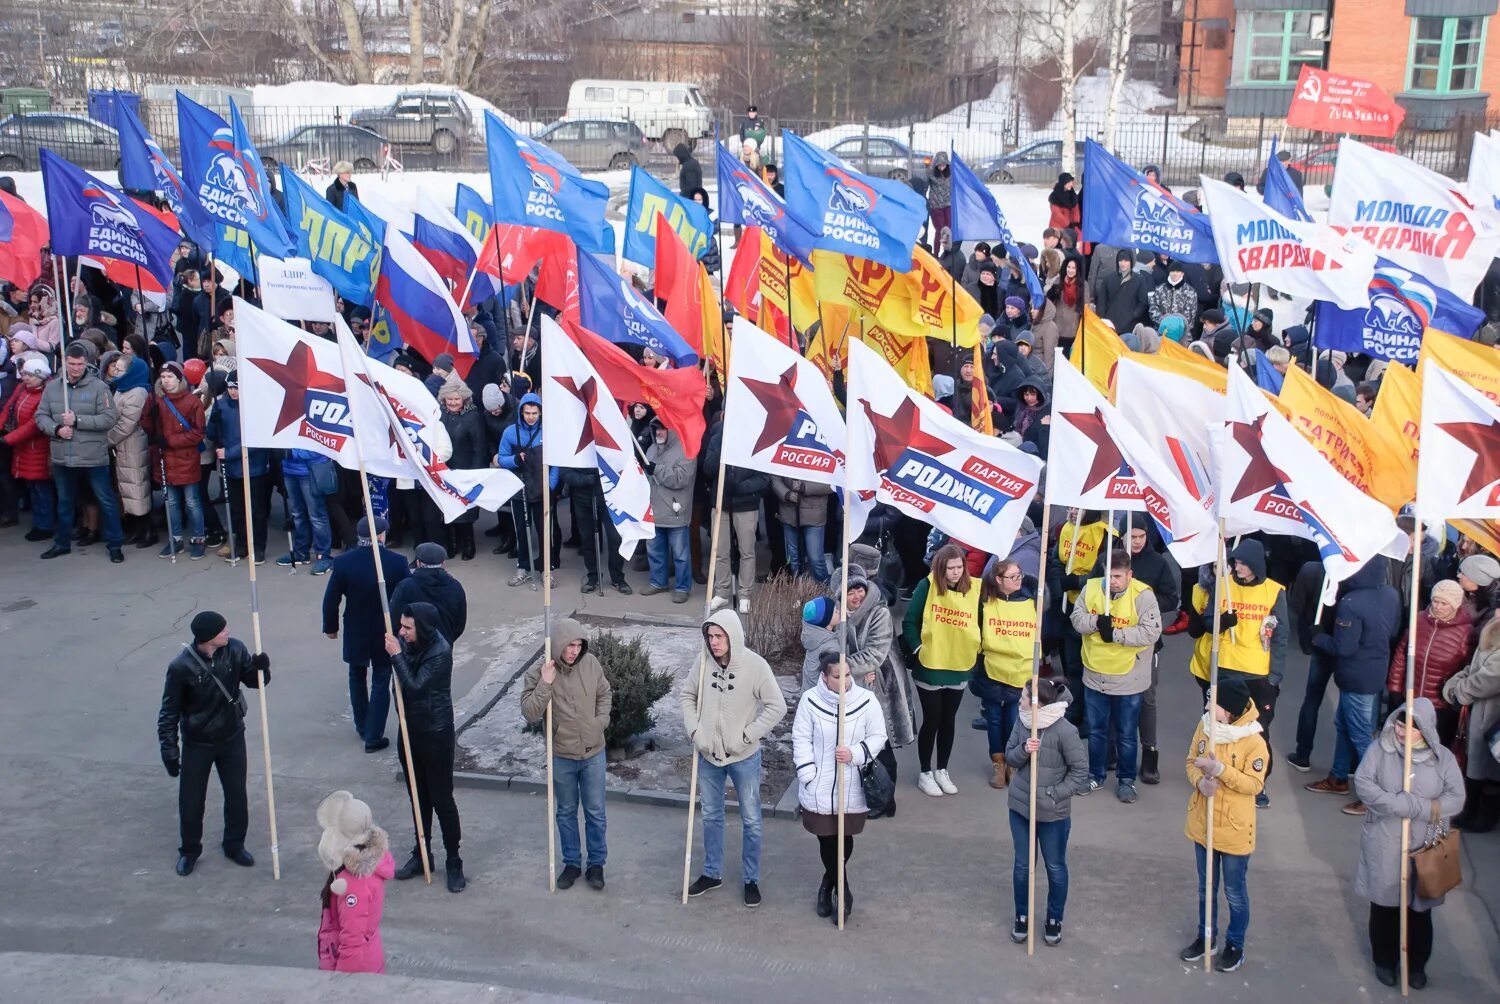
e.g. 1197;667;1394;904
1140;747;1161;785
459;525;476;561
815;876;833;917
445;857;467;893
395;845;433;880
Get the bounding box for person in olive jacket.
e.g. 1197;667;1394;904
383;600;465;893
157;610;270;877
521;617;614;891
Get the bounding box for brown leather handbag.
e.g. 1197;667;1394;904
1411;799;1462;899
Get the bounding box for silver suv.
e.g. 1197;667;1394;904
349;90;471;156
534;119;646;171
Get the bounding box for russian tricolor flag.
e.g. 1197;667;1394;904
411;190;500;310
377;225;476;377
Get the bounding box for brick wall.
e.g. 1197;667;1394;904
1326;0;1410;96
1179;0;1237;106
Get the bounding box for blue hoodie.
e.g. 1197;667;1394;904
1314;557;1402;694
496;392;557;497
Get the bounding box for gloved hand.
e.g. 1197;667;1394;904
1196;776;1220;798
1185;608;1207;639
250;652;270;673
163;754;181;778
1062;573;1084;592
1218;610;1239;633
1096;614;1114;642
1193;755;1225;778
786;490;801;503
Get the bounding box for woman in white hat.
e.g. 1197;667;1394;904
316;791;394;974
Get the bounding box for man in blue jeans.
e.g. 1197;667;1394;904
680;609;787;907
34;343;125;562
1069;550;1161;804
772;476;833;583
521;617;613;891
642;421;695;603
279;449;334;575
1302;558;1400;814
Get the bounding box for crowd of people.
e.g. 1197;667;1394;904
2;133;1494;988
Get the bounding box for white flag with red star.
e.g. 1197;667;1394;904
539;314;655;557
1219;364;1405;586
1049;351;1218;567
846;338;1040;553
1417;361;1500;521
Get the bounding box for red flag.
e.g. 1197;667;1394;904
1286;65;1405;139
723;225;762;324
654;212;706;356
478;223;562;286
0;191;49;289
535;234;580;319
562;317;708;457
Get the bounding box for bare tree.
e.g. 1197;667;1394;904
1102;0;1149;150
334;0;375;84
408;0;425;82
458;0;498;89
1017;0;1101;174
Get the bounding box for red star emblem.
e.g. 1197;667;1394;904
741;364;804;455
1229;414;1292;503
1060;407;1126;494
1437;418;1500;502
552;375;621;454
857;396;952;472
247;341;346;435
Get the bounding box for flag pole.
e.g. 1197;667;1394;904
682;452;729;904
454;227;490;313
1202;521;1229;973
1398;522;1422;995
1026;492;1055;956
835;445;851;931
543;447;558;892
51;255;72;412
233;388;280;879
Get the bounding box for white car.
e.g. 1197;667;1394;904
565;80;711;150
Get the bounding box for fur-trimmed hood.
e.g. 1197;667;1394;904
329;825;391;895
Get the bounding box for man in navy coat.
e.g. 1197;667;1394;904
322;515;411;751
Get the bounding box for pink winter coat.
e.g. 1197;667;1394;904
317;826;394;974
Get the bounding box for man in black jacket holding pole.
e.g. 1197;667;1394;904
157;610;270;877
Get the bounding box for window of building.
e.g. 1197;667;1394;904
1235;10;1324;85
1407;16;1487;94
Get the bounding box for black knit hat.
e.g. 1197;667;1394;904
191;610;227;645
1214;678;1253;719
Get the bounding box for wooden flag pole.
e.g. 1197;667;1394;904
835;469;852;931
681;454;730;904
233;400;280;879
1398;523;1422;997
53;255;74;412
1026;494;1055;956
1202;523;1229;973
543;473;557;891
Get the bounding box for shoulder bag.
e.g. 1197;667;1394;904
182;643;247;721
1411;798;1462;899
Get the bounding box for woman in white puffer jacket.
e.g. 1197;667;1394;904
793;650;889;924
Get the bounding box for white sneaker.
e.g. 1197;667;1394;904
916;771;943;797
935;769;958;794
508;569;531;587
737;597;751;615
710;595;730;612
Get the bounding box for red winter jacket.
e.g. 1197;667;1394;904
1;381;50;480
1387;605;1477;709
152;387;204;486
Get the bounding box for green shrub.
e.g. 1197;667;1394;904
593;630;674;749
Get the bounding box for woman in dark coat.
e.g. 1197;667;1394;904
436;375;486;560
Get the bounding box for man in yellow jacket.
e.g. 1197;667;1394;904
1179;678;1268;974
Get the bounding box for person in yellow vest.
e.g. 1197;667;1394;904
975;559;1036;789
1048;509;1113;734
1186;540;1288;809
1179;678;1268;974
1069;548;1161;802
902;543;982;798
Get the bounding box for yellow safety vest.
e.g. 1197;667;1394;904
1189;579;1283;681
1079;577;1151;676
919;575;982;671
982;595;1037;687
1057;521;1110;605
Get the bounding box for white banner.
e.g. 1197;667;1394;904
1200;176;1375;310
1417;362;1500;522
1329;137;1500;299
258;256;338;323
1468;130;1500;213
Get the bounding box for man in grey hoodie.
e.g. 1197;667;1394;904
642;418;695;602
681;609;788;907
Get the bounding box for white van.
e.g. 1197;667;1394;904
565;80;712;149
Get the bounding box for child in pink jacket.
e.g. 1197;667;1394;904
316;790;395;973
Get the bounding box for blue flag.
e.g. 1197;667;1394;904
1252;350;1285;394
948;149;1045;309
1081;139;1217;263
713;142;818;267
228;98;296;258
40;148;181;290
0;198;11;244
780;130;926;272
280;166;380;307
455;183;491;242
576;250;698;366
1262;137;1312;223
114;92;215;250
1314;260;1485;365
622;165;713;268
176;94;259;278
484;111;614;255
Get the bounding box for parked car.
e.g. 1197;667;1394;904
349;90;471;156
534;119;646;171
826;135;933;182
566;79;711;150
1286;141;1399;185
977;140;1084;184
259;124;389;173
0;113;119;171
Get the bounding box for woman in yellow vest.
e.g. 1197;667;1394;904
902;543;981;798
1050;509;1113;733
1179;678;1268;973
1185;540;1288;808
976;559;1036;789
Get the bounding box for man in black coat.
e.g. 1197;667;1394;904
701;417;769;614
384;601;464;892
563;467;630;596
322;515;411;752
391;541;469;647
674;143;703;197
1126;521;1180;785
1094;248;1150;334
157;610;270;876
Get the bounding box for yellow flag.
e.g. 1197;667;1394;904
969;341;994;434
805;302;854;382
1157;337;1228;384
701;265;728;377
1370;360;1421;470
1420;328;1500;402
1123;344;1227;394
1068;308;1129;398
1452;519;1500;557
861;319;934;396
1277;363;1413;510
813;249;981;347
